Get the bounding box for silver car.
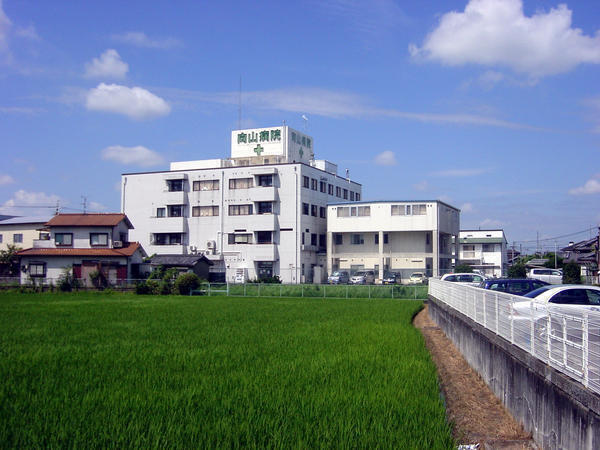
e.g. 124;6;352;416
328;271;349;284
349;270;375;285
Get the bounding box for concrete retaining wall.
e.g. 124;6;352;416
428;295;600;449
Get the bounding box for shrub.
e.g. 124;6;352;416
508;262;527;278
89;270;108;289
562;262;581;284
135;281;151;295
174;273;201;295
454;264;473;273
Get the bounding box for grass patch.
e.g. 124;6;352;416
0;292;453;448
226;283;428;299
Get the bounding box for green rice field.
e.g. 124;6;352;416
0;292;454;448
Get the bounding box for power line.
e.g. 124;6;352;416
513;226;597;244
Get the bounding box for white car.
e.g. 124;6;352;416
527;268;563;285
349;270;375;285
513;285;600;320
408;272;428;285
441;273;486;287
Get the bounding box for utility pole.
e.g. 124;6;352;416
555;241;557;269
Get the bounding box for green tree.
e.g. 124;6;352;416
508;262;527;278
562;262;581;284
543;252;564;269
174;273;201;295
0;244;22;276
454;264;473;273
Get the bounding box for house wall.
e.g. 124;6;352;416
49;223;130;249
0;222;46;251
19;255;129;283
459;230;508;277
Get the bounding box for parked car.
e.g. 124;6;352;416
382;272;401;285
527;268;563;285
513;285;600;321
349;270;375;285
408;272;428;285
327;271;349;284
441;273;486;287
479;278;549;296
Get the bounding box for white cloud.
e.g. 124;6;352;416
111;31;181;49
409;0;600;78
480;218;503;228
0;189;61;216
460;202;474;213
101;145;165;167
569;175;600;195
88;201;107;212
430;168;487;177
86;83;171;120
374;150;397;166
413;180;429;191
0;174;14;185
84;49;128;79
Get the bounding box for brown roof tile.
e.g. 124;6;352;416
45;213;133;228
16;242;143;257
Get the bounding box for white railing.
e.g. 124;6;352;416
429;278;600;395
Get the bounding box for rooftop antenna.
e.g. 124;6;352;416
54;200;60;215
345;168;350;182
237;76;242;130
81;196;87;214
302;114;308;131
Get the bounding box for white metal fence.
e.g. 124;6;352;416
429;278;600;395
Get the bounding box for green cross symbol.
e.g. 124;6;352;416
299;147;304;158
254;144;264;156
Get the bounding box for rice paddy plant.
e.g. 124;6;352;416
0;292;454;448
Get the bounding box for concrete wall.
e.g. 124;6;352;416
428;295;600;450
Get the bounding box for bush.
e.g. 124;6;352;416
89;270;108;289
562;262;581;284
135;281;151;295
248;276;282;284
174;273;201;295
508;262;527;278
454;264;473;273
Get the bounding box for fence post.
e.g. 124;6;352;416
346;285;348;299
244;283;246;297
280;284;282;298
301;284;304;298
583;311;589;387
369;285;371;299
414;286;417;300
562;316;568;368
391;286;394;299
258;283;261;297
323;285;326;299
495;293;499;334
226;282;230;297
208;283;211;296
510;301;514;345
483;291;487;329
530;301;535;354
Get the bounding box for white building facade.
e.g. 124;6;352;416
327;201;460;281
458;229;508;277
122;126;362;283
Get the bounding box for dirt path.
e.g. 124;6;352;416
414;305;537;449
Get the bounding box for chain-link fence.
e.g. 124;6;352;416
429;278;600;395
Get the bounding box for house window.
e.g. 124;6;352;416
153;233;183;245
258;175;273;187
482;244;496;252
319;207;326;218
357;206;370;216
156;207;166;218
303;176;310;188
311;233;317;246
375;234;379;245
29;262;46;277
229;177;253;189
343;189;348;200
192;206;219;217
320;181;327;193
311;204;318;217
334;234;343;245
193;180;219;191
229;204;253;216
337;207;349;217
413;204;427;215
375;233;389;245
350;191;355;201
13;233;23;244
228;233;252;244
319;234;326;249
256;231;272;244
302;203;309;215
90;233;108;246
55;233;73;246
391;205;411;215
257;202;273;214
350;207;357;216
328;184;334;195
351;234;364;245
311;178;318;191
336;186;341;197
356;193;360;201
167;179;184;192
168;205;184;217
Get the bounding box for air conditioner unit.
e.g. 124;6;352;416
113;241;123;248
206;240;216;249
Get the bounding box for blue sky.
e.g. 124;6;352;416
1;0;599;252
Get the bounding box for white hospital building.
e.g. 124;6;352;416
122;126;362;283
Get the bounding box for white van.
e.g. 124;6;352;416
527;268;563;285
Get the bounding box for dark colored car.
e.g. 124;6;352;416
382;272;400;285
479;278;550;296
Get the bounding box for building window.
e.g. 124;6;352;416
319;207;326;218
351;234;364;245
156;207;166;218
90;233;108;246
350;191;355;201
311;178;318;191
229;178;253;189
193;180;219;191
319;181;327;193
391;205;410;216
228;233;252;244
336;186;341;197
167;179;184;192
168;205;184;217
328;184;334;195
343;189;348;200
356;193;360;201
257;202;273;214
153;233;183;245
482;244;496;252
29;262;46;277
256;231;272;244
413;204;427;215
463;244;475;259
229;204;253;216
302;203;309;215
301;232;305;245
258;175;273;187
319;234;326;249
13;233;23;244
337;207;349;217
374;233;389;245
303;176;310;188
192;206;219;217
310;204;318;217
357;206;370;216
334;234;343;245
55;233;73;246
0;234;3;243
311;233;317;246
375;234;379;245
